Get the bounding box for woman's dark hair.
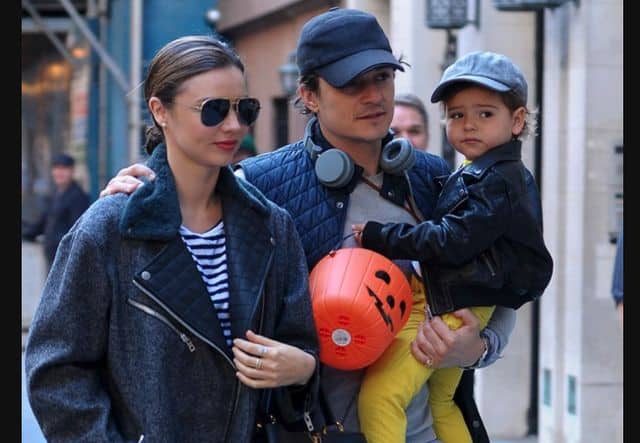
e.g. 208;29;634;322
142;35;245;154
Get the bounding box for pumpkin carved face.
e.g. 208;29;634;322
309;248;413;370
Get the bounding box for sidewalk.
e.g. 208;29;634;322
493;437;538;443
22;241;47;336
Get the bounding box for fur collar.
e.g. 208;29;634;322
119;143;270;241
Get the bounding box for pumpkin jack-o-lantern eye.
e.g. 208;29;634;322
366;270;409;334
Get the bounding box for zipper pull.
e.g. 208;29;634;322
303;411;315;432
180;333;196;352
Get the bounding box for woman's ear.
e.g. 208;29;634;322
512;106;526;136
148;97;166;127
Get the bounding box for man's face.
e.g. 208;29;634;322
391;104;428;151
307;67;396;151
51;165;74;188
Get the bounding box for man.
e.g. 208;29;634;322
22;153;90;268
100;8;520;442
391;92;430;150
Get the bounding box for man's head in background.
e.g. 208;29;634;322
51;153;76;190
391;93;429;151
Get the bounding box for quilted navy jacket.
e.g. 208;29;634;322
25;144;319;443
239;117;450;270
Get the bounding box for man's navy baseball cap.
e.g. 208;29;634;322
296;7;404;88
430;51;528;104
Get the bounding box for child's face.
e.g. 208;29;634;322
444;85;525;161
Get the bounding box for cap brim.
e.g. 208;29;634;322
430;75;510;103
316;49;404;88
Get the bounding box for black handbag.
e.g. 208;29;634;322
255;386;367;443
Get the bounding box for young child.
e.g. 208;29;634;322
353;51;553;443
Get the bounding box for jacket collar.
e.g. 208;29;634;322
119;143;270;240
461;139;522;179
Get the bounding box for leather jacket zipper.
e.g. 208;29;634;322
480;251;497;277
127;299;196;352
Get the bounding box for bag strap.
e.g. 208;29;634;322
318;383;356;432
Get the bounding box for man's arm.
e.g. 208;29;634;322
99;164;155;197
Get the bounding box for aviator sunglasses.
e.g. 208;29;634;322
190;97;261;127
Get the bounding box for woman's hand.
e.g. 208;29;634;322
232;330;316;389
99;163;156;197
410;308;485;368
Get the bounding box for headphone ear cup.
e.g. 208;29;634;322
315;149;355;188
380;138;416;175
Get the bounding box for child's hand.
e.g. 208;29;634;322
352;224;365;246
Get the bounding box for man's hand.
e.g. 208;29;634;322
411;308;485;368
99;164;156;197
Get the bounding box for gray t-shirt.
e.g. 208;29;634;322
320;173;439;443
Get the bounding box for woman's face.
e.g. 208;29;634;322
154;65;250;169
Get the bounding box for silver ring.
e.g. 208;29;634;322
255;357;262;370
259;346;268;356
425;357;433;368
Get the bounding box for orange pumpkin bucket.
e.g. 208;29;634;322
309;248;413;370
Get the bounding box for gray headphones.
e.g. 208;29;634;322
304;119;416;188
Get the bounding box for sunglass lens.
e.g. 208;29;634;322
201;99;229;127
238;98;261;126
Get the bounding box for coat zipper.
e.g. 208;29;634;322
127;298;196;352
132;280;235;367
222;247;274;443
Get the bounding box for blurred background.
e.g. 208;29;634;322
21;1;623;442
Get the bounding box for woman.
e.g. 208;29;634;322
24;35;319;442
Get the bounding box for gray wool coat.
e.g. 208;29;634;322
25;144;320;443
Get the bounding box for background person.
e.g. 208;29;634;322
21;152;90;269
25;35;319;442
391;92;429;151
98;8;522;443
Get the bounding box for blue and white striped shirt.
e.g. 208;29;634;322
180;222;232;347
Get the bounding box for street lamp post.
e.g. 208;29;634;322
279;52;299;97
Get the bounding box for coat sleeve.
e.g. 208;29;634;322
24;222;130;443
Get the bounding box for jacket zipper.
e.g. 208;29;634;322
448;194;468;214
480;252;497;277
222;247;274;443
132;280;235;367
127;298;196;352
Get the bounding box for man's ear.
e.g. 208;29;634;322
148;97;166;126
298;86;318;113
